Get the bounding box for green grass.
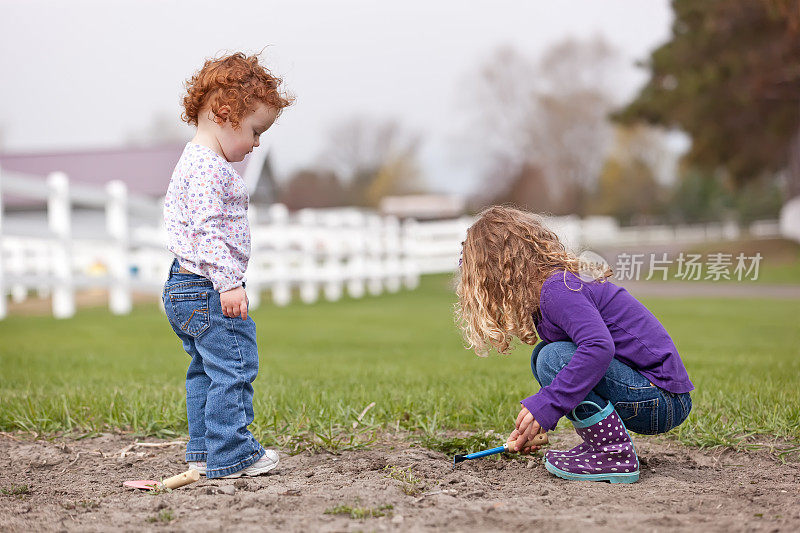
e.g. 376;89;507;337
751;261;800;284
1;485;30;496
646;297;800;455
384;465;423;495
324;503;393;519
146;509;175;523
0;275;798;456
415;430;507;457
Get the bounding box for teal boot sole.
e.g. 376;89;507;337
544;459;640;484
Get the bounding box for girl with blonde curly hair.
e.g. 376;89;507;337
456;206;693;484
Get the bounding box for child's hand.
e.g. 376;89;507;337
220;286;248;320
507;406;542;453
506;428;539;455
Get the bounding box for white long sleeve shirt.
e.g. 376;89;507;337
164;142;250;292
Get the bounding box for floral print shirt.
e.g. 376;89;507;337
164;143;250;292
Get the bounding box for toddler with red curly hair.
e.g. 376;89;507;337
162;52;292;479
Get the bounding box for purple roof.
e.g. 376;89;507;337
0;143;251;200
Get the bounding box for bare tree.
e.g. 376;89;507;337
605;124;678;186
592;125;675;224
279;168;347;210
319;117;424;206
459;37;623;215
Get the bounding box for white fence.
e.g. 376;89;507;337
0;166;787;320
0;170;165;320
548;215;758;250
0;169;435;320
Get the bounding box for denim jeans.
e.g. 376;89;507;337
162;259;265;478
531;341;692;435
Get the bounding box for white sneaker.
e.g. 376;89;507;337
219;450;280;479
188;461;207;475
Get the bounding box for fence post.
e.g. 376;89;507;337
298;209;319;304
365;214;383;296
0;169;27;306
34;239;50;299
401;218;420;289
0;165;5;320
345;211;366;298
48;171;75;318
269;204;291;306
319;212;343;301
322;242;343;301
246;204;261;309
106;180;132;314
9;240;25;302
156;197;168;315
384;215;401;293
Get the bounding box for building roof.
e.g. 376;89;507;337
379;194;466;220
0;142;251;198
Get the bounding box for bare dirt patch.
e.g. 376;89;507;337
1;432;798;532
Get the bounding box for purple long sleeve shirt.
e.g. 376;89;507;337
521;271;694;431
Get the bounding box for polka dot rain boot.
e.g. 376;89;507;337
544;400;640;484
544;440;593;461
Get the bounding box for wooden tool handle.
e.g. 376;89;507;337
529;432;548;446
513;432;548;450
162;469;200;489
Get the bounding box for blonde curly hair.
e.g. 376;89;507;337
455;205;611;356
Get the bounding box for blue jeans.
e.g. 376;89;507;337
531;341;692;435
162;259;265;478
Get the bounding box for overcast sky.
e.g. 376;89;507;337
0;0;673;194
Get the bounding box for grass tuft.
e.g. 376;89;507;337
146;509;175;523
384;465;423;495
324;503;393;519
1;485;30;496
416;430;508;457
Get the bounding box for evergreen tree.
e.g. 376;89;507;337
616;0;800;194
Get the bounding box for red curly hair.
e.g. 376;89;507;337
182;52;293;129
